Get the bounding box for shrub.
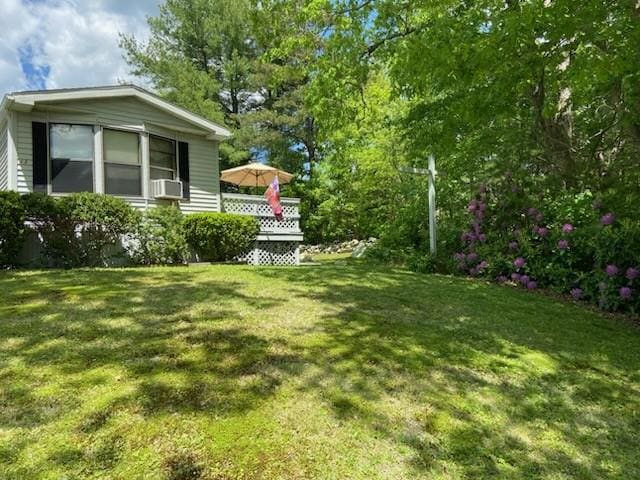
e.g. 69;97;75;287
23;192;78;267
23;192;140;267
132;206;189;265
407;251;437;274
183;212;259;262
0;191;26;267
364;242;403;264
450;179;640;314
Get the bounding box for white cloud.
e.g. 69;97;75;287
0;0;159;94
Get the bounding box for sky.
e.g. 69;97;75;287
1;0;159;94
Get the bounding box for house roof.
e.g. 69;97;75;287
0;84;232;140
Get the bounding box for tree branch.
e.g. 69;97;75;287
363;25;423;57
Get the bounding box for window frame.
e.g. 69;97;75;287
102;127;143;198
149;134;178;181
48;122;96;194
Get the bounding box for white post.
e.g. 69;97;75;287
94;127;104;193
140;133;150;201
428;155;437;256
7;111;18;191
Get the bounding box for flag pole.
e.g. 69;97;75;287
428;155;437;256
398;155;437;256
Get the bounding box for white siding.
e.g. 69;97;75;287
16;113;32;193
50;97;199;132
0;122;7;190
179;134;220;213
11;97;221;212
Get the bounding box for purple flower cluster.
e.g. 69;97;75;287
570;288;583;300
605;264;619;277
556;222;573;251
600;212;615;226
619;287;633;300
626;267;639;281
453;250;489;277
536;227;549;237
457;188;635;311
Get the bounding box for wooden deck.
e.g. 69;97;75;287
221;193;303;265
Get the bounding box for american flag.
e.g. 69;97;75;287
264;175;284;221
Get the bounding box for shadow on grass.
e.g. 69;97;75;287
0;263;639;478
0;269;297;424
259;263;640;478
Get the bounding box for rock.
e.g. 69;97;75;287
300;239;376;256
351;243;368;258
301;254;314;263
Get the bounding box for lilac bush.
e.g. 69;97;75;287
451;180;640;313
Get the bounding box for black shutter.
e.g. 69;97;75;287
32;122;48;192
178;141;190;200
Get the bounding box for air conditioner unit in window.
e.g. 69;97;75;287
151;179;183;200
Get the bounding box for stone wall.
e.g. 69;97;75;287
300;238;377;257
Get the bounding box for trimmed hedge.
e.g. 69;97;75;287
132;206;189;265
23;192;140;267
183;212;259;262
0;191;26;267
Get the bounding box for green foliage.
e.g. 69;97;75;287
301;74;408;243
0;191;26;267
22;192;79;267
120;0;320;177
23;192;139;268
449;179;640;313
120;0;640;266
406;251;437;274
183;212;259;261
132;206;190;265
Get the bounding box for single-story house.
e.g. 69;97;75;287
0;85;302;265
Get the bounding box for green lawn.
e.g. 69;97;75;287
1;261;639;479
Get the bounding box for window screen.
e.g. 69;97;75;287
50;124;94;193
150;135;177;180
104;129;141;196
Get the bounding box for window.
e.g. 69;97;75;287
150;135;177;180
103;129;142;196
49;124;94;193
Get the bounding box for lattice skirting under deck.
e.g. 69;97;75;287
240;241;300;266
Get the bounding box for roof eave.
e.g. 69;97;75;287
5;86;233;140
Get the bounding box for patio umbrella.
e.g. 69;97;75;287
220;162;294;187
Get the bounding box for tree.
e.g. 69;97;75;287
120;0;323;180
312;0;640;203
120;0;256;168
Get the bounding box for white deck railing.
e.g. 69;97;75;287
221;193;302;236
